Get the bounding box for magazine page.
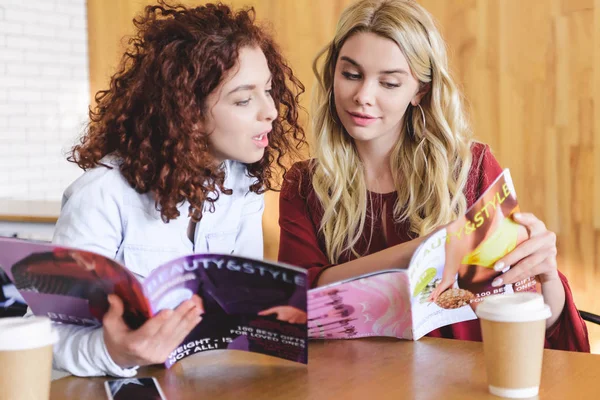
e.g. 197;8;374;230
408;169;541;339
0;237;151;329
307;269;413;340
407;227;478;340
142;254;309;366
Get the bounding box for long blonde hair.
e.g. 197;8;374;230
312;0;473;263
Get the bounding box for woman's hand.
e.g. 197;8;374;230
258;305;307;324
428;277;455;302
491;212;565;328
491;213;559;287
103;294;204;368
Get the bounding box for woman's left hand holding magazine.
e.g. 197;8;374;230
491;212;565;327
102;294;204;368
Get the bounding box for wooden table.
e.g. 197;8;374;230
51;337;598;399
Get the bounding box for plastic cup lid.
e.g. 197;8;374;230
0;316;59;351
476;292;552;323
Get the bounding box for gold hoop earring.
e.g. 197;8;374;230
329;90;339;121
417;104;426;131
407;103;426;137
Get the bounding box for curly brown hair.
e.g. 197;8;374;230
70;1;306;222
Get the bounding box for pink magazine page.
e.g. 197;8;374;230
308;270;413;340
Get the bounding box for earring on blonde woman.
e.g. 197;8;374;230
417;103;426;130
328;90;338;121
407;103;426;137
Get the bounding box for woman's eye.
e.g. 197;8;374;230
265;89;273;97
381;82;401;89
235;98;251;106
342;71;361;80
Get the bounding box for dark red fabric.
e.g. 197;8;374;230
278;143;590;352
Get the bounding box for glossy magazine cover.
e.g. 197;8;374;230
0;240;308;365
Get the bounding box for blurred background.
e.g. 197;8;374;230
0;0;598;352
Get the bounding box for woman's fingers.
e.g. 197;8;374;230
512;212;547;237
492;252;548;287
154;299;201;339
492;231;554;272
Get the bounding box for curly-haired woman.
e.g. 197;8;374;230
47;1;305;377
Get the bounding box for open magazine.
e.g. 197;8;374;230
308;169;540;341
0;239;308;366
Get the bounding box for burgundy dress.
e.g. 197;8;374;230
278;143;590;352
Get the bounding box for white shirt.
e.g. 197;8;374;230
45;158;264;377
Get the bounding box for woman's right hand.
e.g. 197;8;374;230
427;277;455;302
102;294;204;368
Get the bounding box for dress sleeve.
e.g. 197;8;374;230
543;271;591;351
278;162;333;287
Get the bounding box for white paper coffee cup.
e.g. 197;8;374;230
0;316;59;400
476;293;551;399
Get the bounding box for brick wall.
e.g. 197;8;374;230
0;0;88;200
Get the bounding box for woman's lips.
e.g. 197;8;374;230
347;111;379;127
252;132;269;148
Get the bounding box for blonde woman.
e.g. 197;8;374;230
278;0;589;351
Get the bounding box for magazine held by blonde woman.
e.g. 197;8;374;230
308;169;540;340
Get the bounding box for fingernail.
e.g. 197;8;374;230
494;261;505;271
513;212;522;219
492;278;503;287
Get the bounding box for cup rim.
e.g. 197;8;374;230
0;316;59;351
476;292;552;322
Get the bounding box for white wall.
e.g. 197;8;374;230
0;0;88;201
